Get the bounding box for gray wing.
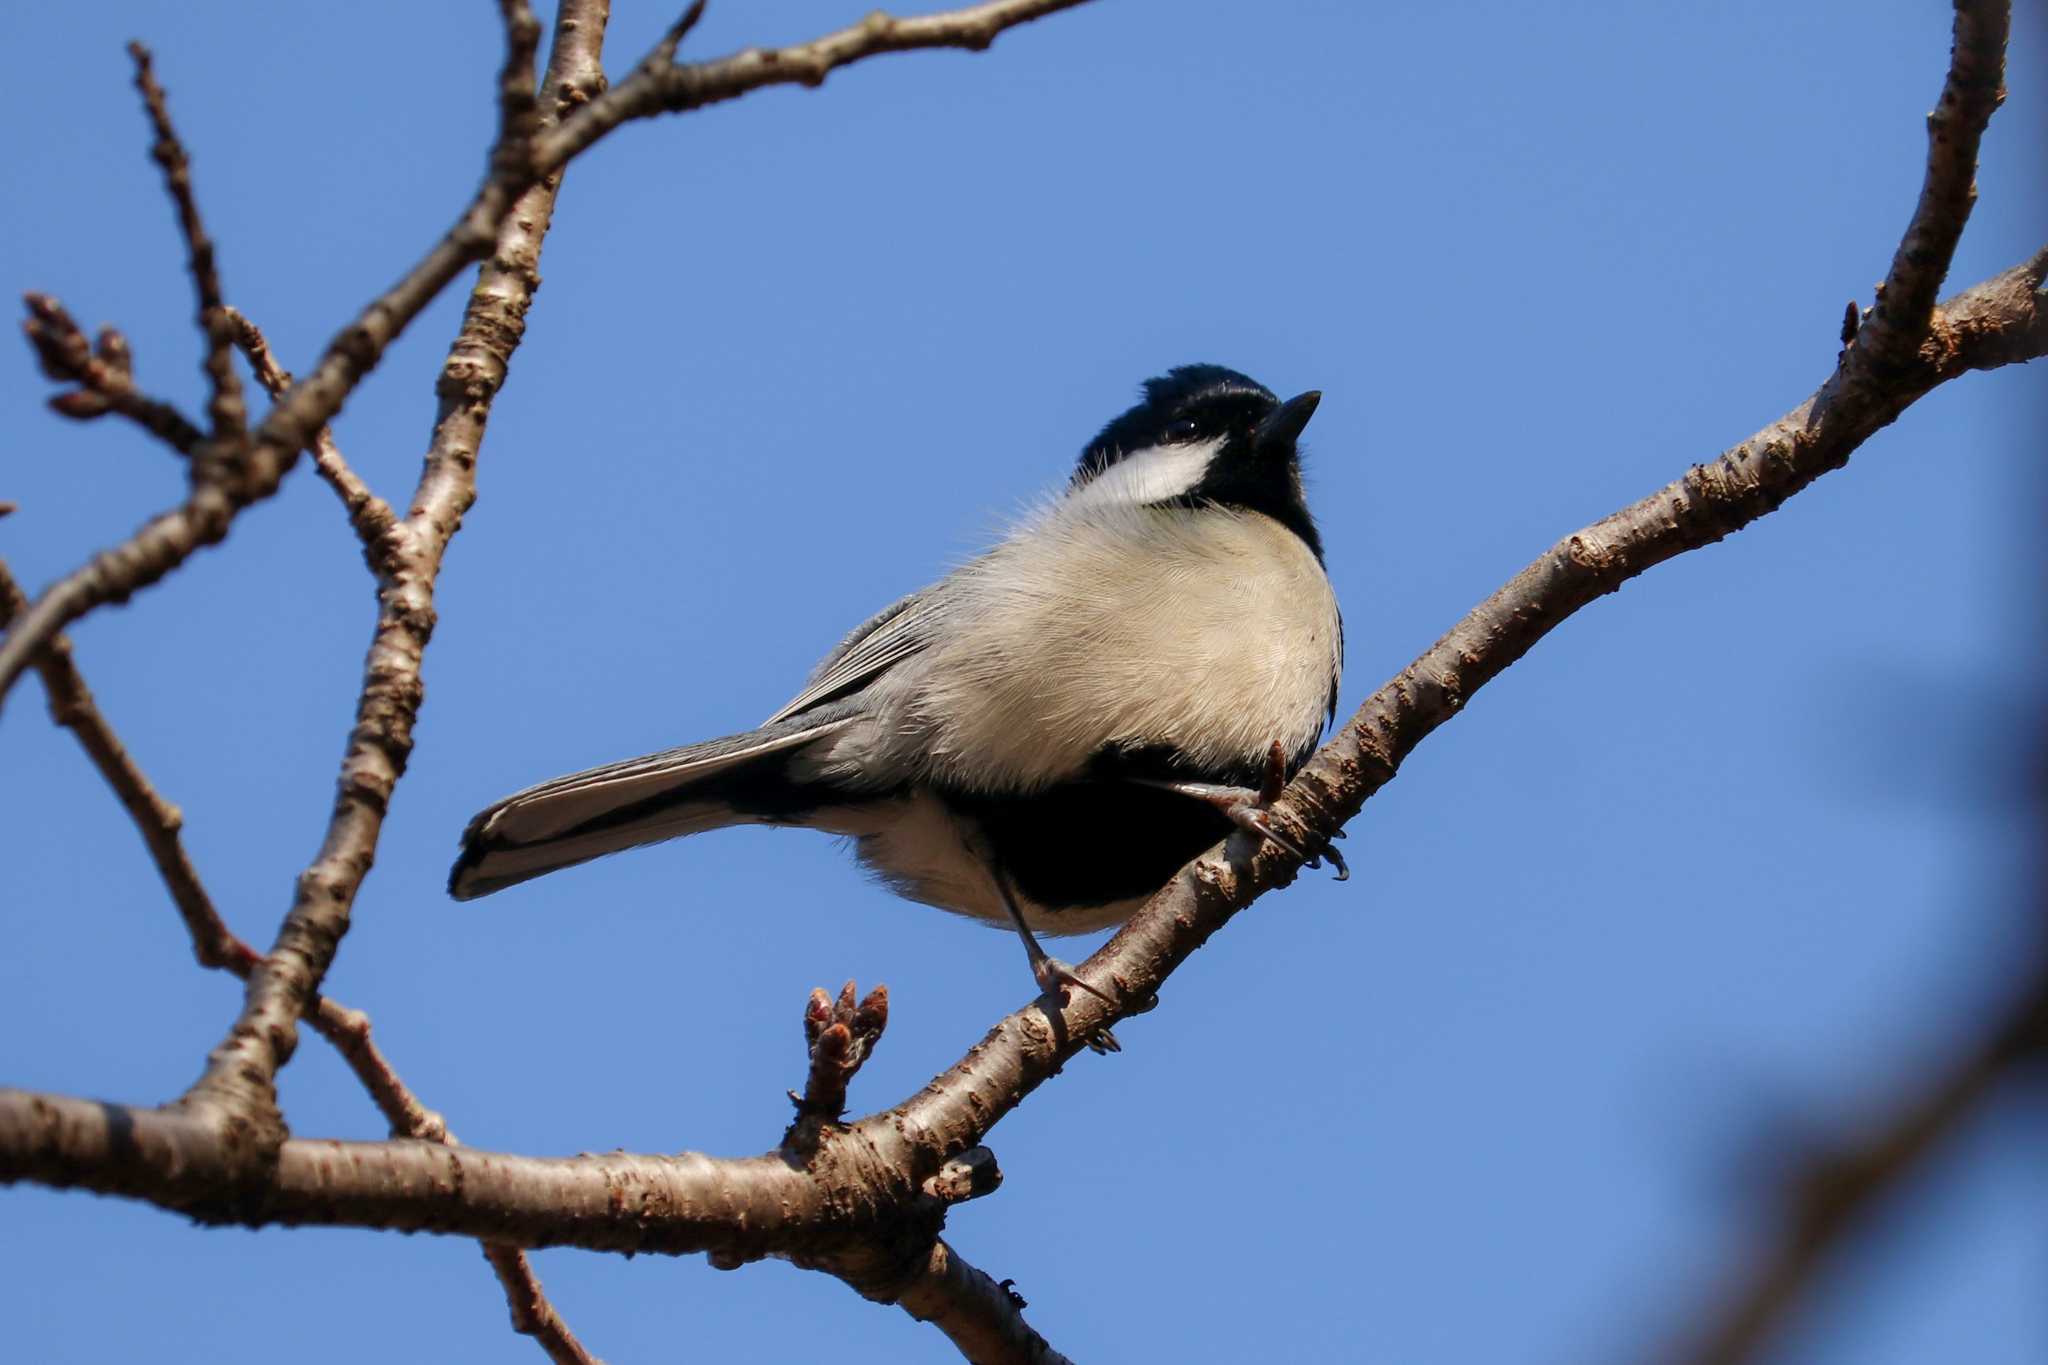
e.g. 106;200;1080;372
764;586;948;725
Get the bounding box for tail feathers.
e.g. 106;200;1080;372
448;716;852;901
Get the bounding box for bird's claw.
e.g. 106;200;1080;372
1033;953;1116;1008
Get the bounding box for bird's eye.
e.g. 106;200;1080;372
1162;418;1202;445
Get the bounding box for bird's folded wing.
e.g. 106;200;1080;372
763;587;945;725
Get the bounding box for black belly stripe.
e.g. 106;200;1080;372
941;780;1234;913
936;738;1322;913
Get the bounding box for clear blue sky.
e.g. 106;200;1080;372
3;3;2043;1361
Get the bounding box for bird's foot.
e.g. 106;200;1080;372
1138;740;1348;879
1032;953;1121;1052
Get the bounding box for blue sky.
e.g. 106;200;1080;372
3;3;2043;1361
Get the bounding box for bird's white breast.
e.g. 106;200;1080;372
903;500;1340;793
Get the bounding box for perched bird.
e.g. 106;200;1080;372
450;365;1344;1010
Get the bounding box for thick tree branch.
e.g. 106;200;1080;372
1;6;2032;1360
6;212;2040;1226
0;0;1097;714
1;242;2035;1340
176;0;547;1132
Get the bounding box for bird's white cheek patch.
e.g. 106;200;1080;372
1068;438;1221;509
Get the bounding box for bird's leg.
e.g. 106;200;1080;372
1132;740;1348;880
982;858;1120;1052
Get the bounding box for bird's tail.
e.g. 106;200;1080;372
448;715;854;900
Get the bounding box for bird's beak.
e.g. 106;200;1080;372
1254;390;1321;455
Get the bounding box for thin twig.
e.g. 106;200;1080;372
127;42;246;445
0;555;245;971
532;0;1092;171
0;551;448;1141
1852;0;2010;374
20;293;204;453
483;1244;604;1365
218;306;398;561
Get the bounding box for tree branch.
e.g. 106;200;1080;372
219;306;397;563
20;293;204;454
1666;954;2048;1365
3;228;2034;1318
1852;0;2010;374
530;0;1094;171
4;69;2041;1301
175;0;547;1133
483;1242;603;1365
0;0;1098;714
0;551;249;973
127;41;246;446
892;1239;1074;1365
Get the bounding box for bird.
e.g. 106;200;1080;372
449;364;1344;1019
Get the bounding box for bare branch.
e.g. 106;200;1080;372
483;1244;603;1365
2;247;2041;1339
0;0;1093;715
648;0;709;70
1852;0;2011;373
20;293;204;453
892;1239;1074;1365
127;42;246;445
174;0;567;1132
0;553;249;971
491;0;545;175
219;306;398;561
532;0;1094;172
1667;958;2048;1365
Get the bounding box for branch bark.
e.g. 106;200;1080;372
0;0;1096;713
6;238;2038;1251
0;3;2037;1362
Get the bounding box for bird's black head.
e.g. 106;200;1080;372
1072;364;1325;559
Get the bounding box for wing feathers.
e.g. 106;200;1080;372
764;589;941;725
449;717;851;900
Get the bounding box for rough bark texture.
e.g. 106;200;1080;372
0;3;2039;1363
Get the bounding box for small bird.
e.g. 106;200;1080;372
450;365;1344;1013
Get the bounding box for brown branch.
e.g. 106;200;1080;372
3;0;2042;1289
175;0;547;1132
218;305;398;563
483;1244;603;1365
0;538;598;1353
530;0;1093;173
1665;957;2048;1365
892;1239;1073;1365
20;293;204;453
0;0;1096;714
0;548;452;1139
6;3;2025;1357
0;554;249;972
127;42;246;447
1852;1;2010;374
